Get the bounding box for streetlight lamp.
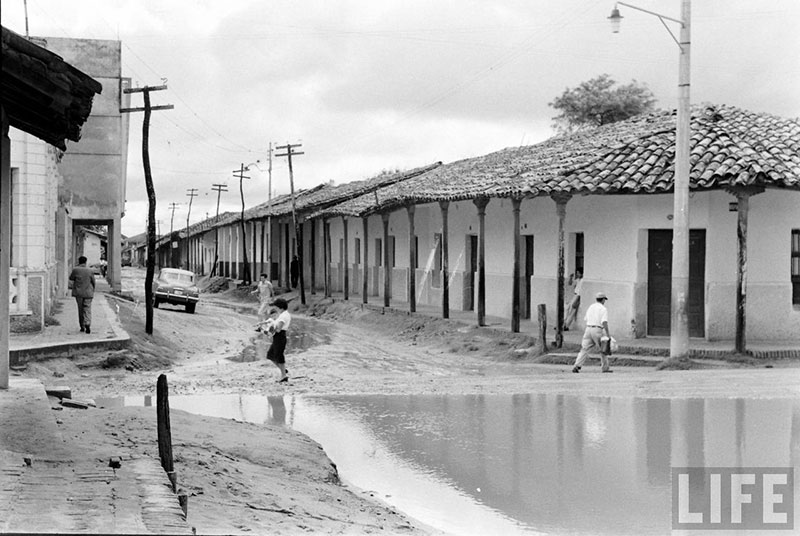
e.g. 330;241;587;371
609;0;691;359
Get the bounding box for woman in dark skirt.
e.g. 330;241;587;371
263;298;291;383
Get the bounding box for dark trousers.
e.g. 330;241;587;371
75;297;93;329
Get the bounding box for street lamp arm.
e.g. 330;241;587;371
616;2;685;26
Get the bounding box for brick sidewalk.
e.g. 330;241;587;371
0;379;192;534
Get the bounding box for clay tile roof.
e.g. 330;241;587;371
1;25;102;150
246;163;442;220
315;105;798;218
526;104;800;196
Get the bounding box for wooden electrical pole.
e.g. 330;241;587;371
168;202;180;236
121;84;173;335
185;188;198;271
233;164;252;285
275;142;305;304
210;183;228;277
168;202;180;268
267;143;274;281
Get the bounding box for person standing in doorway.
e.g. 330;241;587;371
572;291;613;373
262;298;291;383
251;273;274;322
563;270;583;330
290;255;300;289
69;256;96;334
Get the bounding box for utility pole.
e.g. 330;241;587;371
275;142;305;304
121;84;173;335
210;183;228;277
266;143;274;281
185;188;198;271
233;164;252;285
168;202;180;268
168;202;180;236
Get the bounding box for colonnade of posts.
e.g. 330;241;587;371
163;185;760;352
165;193;578;345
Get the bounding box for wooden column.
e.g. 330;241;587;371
552;193;571;348
1;111;11;388
284;223;290;287
323;218;330;297
309;218;316;294
511;198;522;333
343;216;349;300
473;197;490;326
298;220;306;304
362;216;369;304
440;201;450;319
407;205;416;313
732;186;764;354
382;212;391;307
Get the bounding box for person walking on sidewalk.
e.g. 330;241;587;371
572;291;613;373
251;273;274;321
69;255;95;334
260;298;291;383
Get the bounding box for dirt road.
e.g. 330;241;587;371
18;268;800;535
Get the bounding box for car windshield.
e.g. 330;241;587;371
161;272;194;284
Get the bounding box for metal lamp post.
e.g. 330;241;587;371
610;1;691;359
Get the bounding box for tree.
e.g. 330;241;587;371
549;74;656;134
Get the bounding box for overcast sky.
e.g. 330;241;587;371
2;0;798;237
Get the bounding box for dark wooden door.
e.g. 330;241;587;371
647;229;706;337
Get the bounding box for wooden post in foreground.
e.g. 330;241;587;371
537;304;548;355
156;374;175;490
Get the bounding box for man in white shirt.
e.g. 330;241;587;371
572;292;612;373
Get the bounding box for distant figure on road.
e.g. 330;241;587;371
259;297;291;383
563;270;583;330
251;273;274;321
572;291;613;374
69;255;96;334
290;255;300;289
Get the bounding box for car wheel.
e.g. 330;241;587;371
186;303;196;314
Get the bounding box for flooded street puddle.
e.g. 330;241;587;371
98;393;800;535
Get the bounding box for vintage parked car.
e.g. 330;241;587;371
153;268;199;314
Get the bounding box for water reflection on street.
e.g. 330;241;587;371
99;393;800;535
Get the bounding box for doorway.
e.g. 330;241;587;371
647;229;706;337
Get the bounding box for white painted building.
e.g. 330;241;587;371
7;130;64;331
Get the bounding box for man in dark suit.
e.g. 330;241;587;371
69;256;96;334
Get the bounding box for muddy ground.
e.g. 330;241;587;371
17;268;800;535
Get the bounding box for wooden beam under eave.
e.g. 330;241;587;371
343;216;349;300
323;218;330;297
511;198;522;333
362;216;369;304
440;201;450;319
552;192;571;348
407;205;416;313
730;185;765;354
473;197;490;327
382;212;391;307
